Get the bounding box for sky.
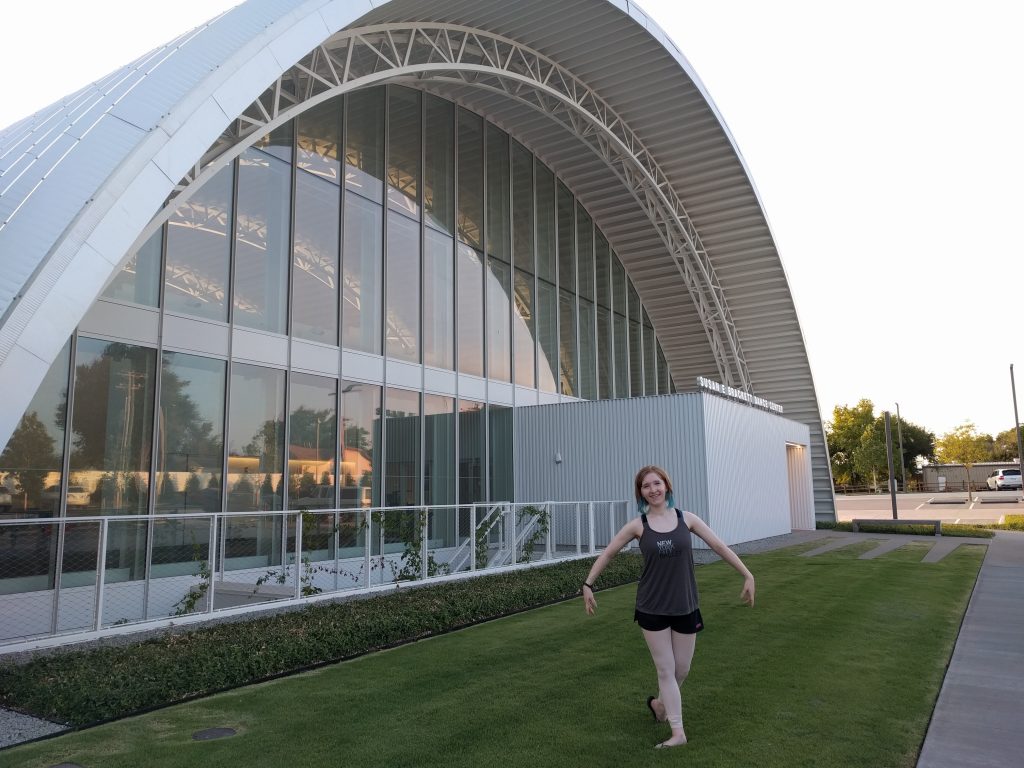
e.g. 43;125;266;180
2;0;1022;440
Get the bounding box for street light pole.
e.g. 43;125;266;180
1011;365;1024;479
895;402;906;492
884;411;898;519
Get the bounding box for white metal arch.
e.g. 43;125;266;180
162;22;751;391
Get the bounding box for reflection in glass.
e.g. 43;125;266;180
559;289;577;397
457;243;484;377
556;182;575;293
657;343;671;395
513;269;536;389
512;142;534;274
535;165;555;283
613;311;629;398
612;253;627;318
488;405;513;502
576;205;594;301
227;364;285;512
597;306;611;399
293;172;339;344
536;279;558;393
457;109;483;249
0;339;70;517
346;87;385;201
234;150;291;333
386;214;420;362
458;399;485;504
424;395;454;506
595;234;610;310
340;381;380;509
156;353;225;513
288;373;337;509
103;228;161;307
165;163;233;321
387;86;421;218
424;94;454;233
297;97;341;183
579;299;597;400
69;338;156;515
486;124;510;263
487;258;512;382
644;312;657;395
385;388;420;507
630;319;644;396
342;193;383;354
253;122;293;164
424;229;454;369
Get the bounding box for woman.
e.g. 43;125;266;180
582;465;755;749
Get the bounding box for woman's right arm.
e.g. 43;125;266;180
583;518;642;615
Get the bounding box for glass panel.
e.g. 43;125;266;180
597;306;611;400
387;86;421;218
487;258;512;383
345;87;385;201
556;182;575;293
340;381;380;508
612;253;627;318
156;353;225;513
103;228;161;307
485;124;510;263
0;339;70;517
424;229;454;370
293;172;339;344
644;314;657;396
536;279;558;393
511;143;534;277
234;150;291;333
227;364;285;512
457;108;483;249
576;205;594;302
385;388;420;507
385;213;420;362
657;342;670;395
488;405;512;502
165;163;233;321
513;269;536;389
535;164;555;283
629;319;643;396
614;312;629;398
578;299;597;400
628;281;641;323
595;232;610;309
69;339;156;515
559;288;577;397
424;94;454;234
458;399;484;504
457;243;485;377
297;98;341;183
342;193;383;354
253;122;293;164
288;373;337;510
424;394;454;506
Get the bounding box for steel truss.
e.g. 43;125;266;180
169;23;750;390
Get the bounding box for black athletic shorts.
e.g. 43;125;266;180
634;608;704;634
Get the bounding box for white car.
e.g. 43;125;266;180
985;468;1022;491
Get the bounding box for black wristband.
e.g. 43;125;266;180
582;582;595;591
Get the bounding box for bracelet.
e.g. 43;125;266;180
582;582;595;591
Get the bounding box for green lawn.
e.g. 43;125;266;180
0;541;985;768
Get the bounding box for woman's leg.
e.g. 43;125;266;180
671;630;696;686
642;629;687;747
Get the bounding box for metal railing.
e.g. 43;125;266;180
0;500;633;649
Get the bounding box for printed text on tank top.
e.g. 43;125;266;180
646;511;688;557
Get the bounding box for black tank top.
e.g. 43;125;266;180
635;509;700;616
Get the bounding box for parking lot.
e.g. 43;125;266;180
834;491;1021;524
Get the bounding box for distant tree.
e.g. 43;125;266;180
991;428;1023;462
937;422;992;497
826;400;875;485
853;419;889;491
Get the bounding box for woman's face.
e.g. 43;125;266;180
640;472;667;507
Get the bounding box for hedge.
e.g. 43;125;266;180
816;520;994;538
0;554;642;727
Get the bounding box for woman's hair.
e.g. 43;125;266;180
634;465;675;511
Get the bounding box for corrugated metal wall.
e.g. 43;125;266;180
514;392;815;546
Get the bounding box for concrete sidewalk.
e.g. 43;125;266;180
917;530;1024;767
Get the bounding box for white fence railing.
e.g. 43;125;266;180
0;500;633;649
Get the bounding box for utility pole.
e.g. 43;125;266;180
884;411;898;519
1012;365;1024;479
895;402;906;492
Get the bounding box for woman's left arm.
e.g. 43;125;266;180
683;511;755;607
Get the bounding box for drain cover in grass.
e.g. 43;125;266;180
192;727;237;741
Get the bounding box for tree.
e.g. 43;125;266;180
936;422;991;497
0;412;57;507
826;400;875;485
991;428;1022;462
853;419;890;491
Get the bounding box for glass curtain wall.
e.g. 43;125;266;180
384;388;420;507
103;229;161;307
556;183;577;396
457;109;485;377
340;381;380;508
287;373;338;509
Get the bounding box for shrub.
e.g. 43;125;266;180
815;520;992;538
0;554;642;727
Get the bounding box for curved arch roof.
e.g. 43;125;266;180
0;0;834;514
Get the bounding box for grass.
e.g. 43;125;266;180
0;542;985;768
